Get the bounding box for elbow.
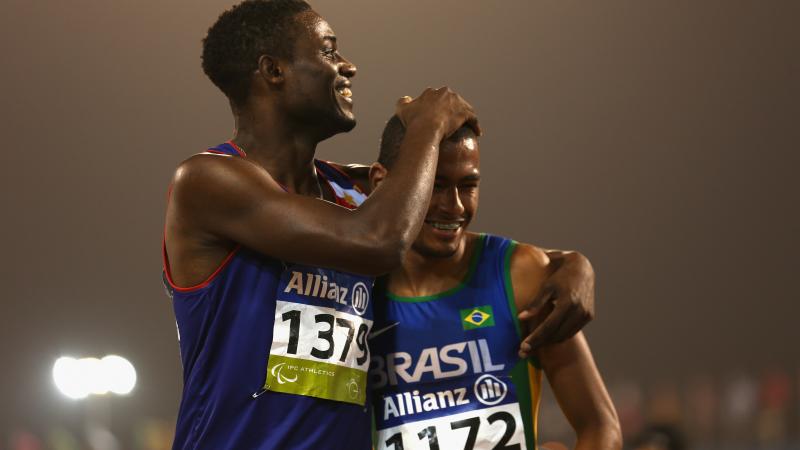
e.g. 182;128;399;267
577;419;623;450
564;250;594;277
349;213;417;276
364;244;406;276
356;232;410;277
606;421;623;450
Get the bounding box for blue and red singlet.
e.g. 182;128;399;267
369;234;543;450
163;142;373;450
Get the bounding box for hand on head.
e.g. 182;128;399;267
395;87;482;139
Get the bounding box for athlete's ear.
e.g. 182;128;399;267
369;162;388;191
257;54;284;85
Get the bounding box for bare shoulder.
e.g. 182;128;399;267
510;242;549;271
508;242;551;310
170;153;281;213
172;152;269;190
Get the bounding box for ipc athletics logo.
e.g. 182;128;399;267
346;378;360;400
351;282;369;316
474;374;508;406
271;362;298;385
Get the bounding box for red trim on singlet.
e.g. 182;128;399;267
204;149;229;155
162;157;241;293
162;241;241;293
226;140;247;157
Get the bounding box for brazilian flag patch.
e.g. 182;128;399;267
460;305;495;330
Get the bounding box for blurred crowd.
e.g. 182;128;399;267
539;367;799;450
3;418;173;450
4;367;799;450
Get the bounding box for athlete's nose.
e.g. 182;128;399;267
339;54;357;78
440;186;465;216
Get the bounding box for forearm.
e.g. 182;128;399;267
540;334;621;450
354;121;442;252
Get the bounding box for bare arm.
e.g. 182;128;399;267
509;244;620;450
538;335;622;450
166;88;479;281
517;249;595;357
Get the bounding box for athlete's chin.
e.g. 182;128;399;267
340;115;356;132
334;100;357;131
416;246;458;259
413;239;460;259
331;112;356;134
317;115;357;141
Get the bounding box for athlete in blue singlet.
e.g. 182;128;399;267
163;1;482;448
165;142;377;448
368;118;622;449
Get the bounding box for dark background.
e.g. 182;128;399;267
1;0;798;448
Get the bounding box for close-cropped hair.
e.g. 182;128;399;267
378;115;477;169
202;0;311;106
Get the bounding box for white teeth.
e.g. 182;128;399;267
337;87;352;98
431;222;460;230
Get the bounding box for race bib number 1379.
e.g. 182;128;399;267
264;265;373;405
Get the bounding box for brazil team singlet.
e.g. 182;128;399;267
369;234;543;450
163;141;373;450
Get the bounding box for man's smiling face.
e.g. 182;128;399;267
413;132;480;258
281;11;358;138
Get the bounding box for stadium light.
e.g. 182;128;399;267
53;355;137;400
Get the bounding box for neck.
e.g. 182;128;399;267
230;100;322;196
388;233;480;298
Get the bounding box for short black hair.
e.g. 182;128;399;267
202;0;312;105
378;116;477;168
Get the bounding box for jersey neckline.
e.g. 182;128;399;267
386;233;486;303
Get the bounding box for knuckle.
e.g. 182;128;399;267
539;321;556;334
566;291;581;305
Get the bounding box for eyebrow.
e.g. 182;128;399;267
434;174;481;182
323;35;337;42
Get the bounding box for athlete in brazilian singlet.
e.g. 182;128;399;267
370;234;542;449
367;118;622;449
165;142;374;449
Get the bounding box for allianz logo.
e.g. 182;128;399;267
380;373;509;420
284;271;370;315
370;339;505;388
